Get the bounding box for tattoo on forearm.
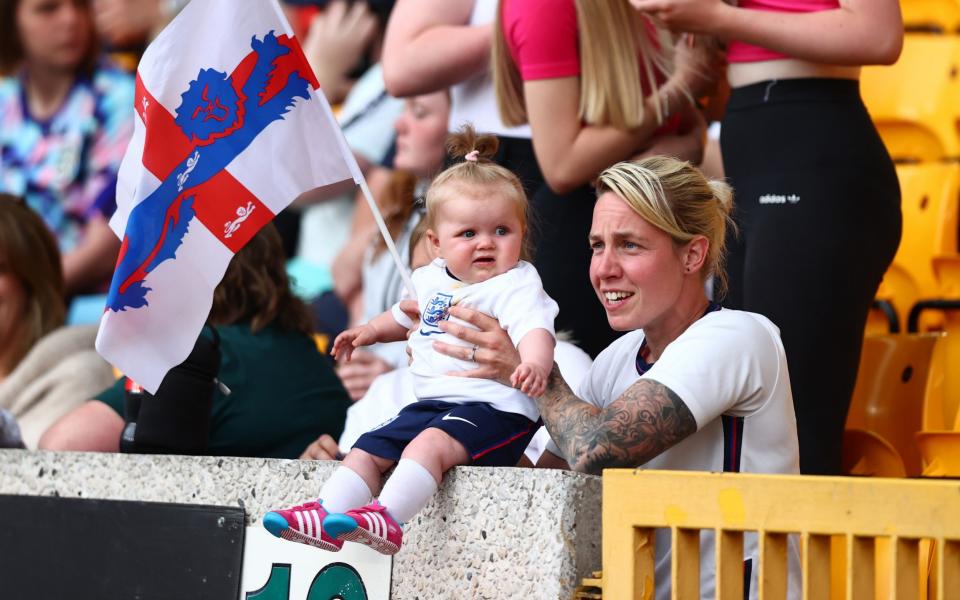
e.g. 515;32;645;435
538;364;697;475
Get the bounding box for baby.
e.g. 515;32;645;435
263;127;558;555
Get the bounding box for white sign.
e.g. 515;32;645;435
240;527;392;599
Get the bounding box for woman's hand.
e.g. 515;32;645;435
335;350;394;401
630;0;728;35
434;305;520;385
633;108;707;164
637;0;904;67
300;434;343;460
666;33;726;102
302;0;378;104
93;0;163;46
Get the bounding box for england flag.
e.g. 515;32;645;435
96;0;361;393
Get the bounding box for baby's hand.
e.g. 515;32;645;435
510;362;548;397
331;325;378;362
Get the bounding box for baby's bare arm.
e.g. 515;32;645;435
332;310;411;361
511;329;556;396
367;310;411;343
517;329;555;372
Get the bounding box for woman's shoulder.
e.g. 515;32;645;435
697;308;782;340
679;309;786;362
218;322;315;349
215;323;332;382
504;0;574;21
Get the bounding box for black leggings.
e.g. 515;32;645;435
721;78;902;474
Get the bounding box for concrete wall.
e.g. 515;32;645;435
0;450;601;599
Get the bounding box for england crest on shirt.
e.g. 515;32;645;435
420;292;453;336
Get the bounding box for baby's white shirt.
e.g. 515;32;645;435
391;258;558;420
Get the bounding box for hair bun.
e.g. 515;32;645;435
708;179;734;216
446;124;499;163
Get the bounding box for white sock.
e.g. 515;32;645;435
318;466;372;514
376;458;439;524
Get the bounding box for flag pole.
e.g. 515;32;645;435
272;0;416;300
357;176;417;300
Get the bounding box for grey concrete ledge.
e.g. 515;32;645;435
0;449;601;599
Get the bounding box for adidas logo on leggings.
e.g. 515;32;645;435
759;193;801;205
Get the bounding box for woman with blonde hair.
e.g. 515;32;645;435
492;0;720;357
431;157;802;597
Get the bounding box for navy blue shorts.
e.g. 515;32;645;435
352;401;539;467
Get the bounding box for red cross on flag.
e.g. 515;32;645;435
96;0;362;393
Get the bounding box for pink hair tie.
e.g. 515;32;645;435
465;150;480;162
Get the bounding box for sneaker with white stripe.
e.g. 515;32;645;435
323;501;403;555
262;501;343;552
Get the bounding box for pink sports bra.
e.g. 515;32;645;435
727;0;840;63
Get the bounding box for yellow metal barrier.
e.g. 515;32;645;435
602;470;960;599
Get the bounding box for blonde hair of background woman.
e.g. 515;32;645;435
492;0;674;130
596;157;736;297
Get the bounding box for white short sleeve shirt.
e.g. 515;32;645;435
569;308;801;599
391;258;558;420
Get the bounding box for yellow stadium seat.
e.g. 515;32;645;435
845;333;938;477
874;162;960;331
865;299;901;335
902;0;960;32
912;262;960;476
861;34;960;161
919;331;960;432
916;430;960;476
932;253;960;297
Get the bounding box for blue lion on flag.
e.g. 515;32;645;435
106;31;309;312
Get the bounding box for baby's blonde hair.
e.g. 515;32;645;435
425;125;532;261
596;157;736;297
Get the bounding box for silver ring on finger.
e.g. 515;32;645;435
469;344;478;362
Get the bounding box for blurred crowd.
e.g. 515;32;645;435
0;0;902;486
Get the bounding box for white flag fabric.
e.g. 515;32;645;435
97;0;361;393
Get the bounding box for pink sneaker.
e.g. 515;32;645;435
262;501;343;552
323;502;403;555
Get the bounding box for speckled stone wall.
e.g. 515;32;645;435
0;450;601;599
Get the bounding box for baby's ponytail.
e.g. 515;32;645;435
445;125;499;164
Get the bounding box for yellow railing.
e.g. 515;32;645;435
602;470;960;599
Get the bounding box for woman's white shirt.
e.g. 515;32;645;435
575;308;800;475
565;308;801;599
